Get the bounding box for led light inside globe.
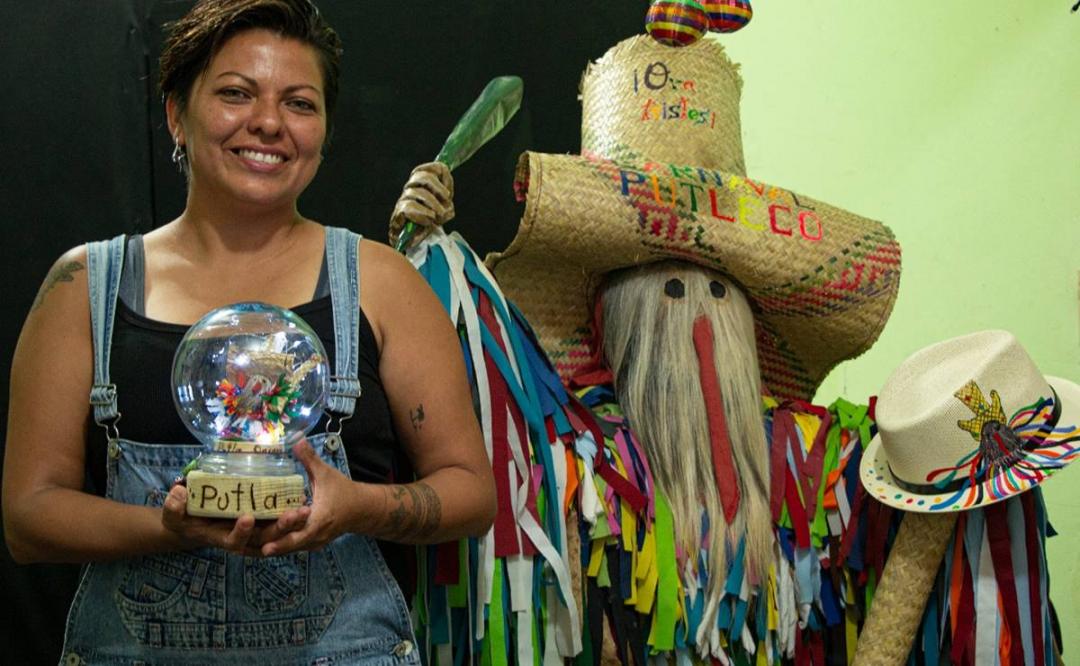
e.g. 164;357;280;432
172;302;328;518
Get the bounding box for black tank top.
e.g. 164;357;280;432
85;236;406;495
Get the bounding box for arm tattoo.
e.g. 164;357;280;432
32;260;84;311
409;403;425;432
385;482;442;541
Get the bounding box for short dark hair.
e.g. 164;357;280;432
160;0;343;138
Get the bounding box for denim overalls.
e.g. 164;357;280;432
61;228;418;665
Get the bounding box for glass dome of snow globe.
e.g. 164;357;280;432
172;302;328;478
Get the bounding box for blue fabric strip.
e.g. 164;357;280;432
687;589;703;643
431;582;450;644
819;575;841;626
923;588;940;666
424;245;454;315
794;546;814;607
730;598;748;641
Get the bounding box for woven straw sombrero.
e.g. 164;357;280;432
861;329;1080;513
486;35;902;400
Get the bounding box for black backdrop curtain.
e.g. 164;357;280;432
0;1;647;660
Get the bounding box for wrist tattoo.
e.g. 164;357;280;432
410;403;425;432
32;260;84;311
386;482;441;540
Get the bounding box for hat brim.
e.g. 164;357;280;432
487;151;902;400
861;375;1080;513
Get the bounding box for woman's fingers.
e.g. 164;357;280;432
222;513;256;553
162;484;189;532
162;484;263;556
258;506;311;544
260;523;316;557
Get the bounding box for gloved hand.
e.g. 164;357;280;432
389;162;455;248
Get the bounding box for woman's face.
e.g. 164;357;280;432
168;28;327;210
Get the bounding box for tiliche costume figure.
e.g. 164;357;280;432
391;7;905;663
392;3;1072;665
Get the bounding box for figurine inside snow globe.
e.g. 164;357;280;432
172;302;328;518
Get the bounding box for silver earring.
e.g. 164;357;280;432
171;134;186;171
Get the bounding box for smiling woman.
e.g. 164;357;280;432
1;1;495;664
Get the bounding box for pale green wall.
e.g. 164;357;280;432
716;0;1079;651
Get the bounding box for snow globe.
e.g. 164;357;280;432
172;302;328;518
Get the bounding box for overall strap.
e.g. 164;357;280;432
86;235;126;428
324;227;363;418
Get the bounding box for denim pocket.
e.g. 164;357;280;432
114;550;227;647
243;552;310;613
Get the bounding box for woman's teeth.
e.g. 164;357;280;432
238;149;283;164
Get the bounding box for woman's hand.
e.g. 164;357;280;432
162;484;311;557
388;162;455;247
259;440;360;557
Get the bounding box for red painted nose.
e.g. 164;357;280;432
692;316;740;523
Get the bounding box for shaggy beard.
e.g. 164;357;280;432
601;261;773;635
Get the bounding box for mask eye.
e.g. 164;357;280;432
664;278;685;299
709;280;726;298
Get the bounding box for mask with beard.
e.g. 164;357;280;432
601;260;773;639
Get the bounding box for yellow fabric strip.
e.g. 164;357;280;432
767;564;779;631
635;529;660;614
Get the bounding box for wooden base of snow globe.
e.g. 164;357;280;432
185;470;305;519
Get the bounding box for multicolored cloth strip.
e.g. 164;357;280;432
645;0;708;47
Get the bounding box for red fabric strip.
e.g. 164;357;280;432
769;409;791;522
1022;492;1045;666
486;349;520;557
986;502;1024;665
478;295;540;557
596;457;648;514
787;398;829;421
564;394;648;513
951;539;976;666
863;501;892;581
785;402;827;526
794;629;809;666
692;316;740;523
785;465;811;549
434;541;460;585
810;630;825;666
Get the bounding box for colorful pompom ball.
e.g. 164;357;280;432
646;0;708;48
703;0;753;33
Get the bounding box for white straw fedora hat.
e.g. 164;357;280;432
861;330;1080;512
